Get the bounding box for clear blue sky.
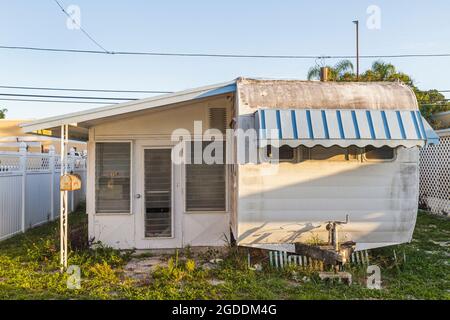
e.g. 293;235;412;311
1;0;449;119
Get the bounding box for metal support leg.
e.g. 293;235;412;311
60;124;69;271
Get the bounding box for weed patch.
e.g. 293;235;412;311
0;209;448;300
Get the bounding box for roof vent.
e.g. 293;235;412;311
208;107;227;133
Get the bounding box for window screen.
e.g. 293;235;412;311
364;146;395;160
95;142;131;213
144;149;172;238
186;141;226;211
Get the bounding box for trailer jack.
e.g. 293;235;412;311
294;215;355;270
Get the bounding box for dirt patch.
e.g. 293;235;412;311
124;257;168;280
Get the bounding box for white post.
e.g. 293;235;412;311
64;125;68;269
19;142;27;233
60;125;69;271
69;147;76;212
49;145;55;220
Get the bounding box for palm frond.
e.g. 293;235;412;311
371;60;396;79
307;66;321;80
334;59;354;74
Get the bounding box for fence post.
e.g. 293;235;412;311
19;142;27;232
69;147;75;212
49;145;55;220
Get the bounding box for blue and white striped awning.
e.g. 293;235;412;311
256;108;439;148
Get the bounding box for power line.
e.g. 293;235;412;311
1;45;450;59
0;93;136;100
52;0;109;53
0;98;117;104
0;45;324;58
0;85;173;94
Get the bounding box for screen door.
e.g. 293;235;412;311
144;148;172;238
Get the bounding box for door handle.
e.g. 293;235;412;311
135;194;142;199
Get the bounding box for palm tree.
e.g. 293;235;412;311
360;60;413;85
306;59;448;127
307;59;354;81
370;61;396;80
0;108;7;119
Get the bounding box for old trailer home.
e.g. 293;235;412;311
22;78;439;252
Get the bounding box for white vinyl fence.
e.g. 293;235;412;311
0;143;86;241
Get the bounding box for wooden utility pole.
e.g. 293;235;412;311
353;20;359;80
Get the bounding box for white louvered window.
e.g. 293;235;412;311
186;141;226;212
209;107;227;133
95;142;131;213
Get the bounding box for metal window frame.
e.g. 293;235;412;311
183;139;229;214
94;140;133;215
362;146;397;162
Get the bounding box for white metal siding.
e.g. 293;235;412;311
236;147;420;249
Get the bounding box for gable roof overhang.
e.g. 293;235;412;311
20;80;237;141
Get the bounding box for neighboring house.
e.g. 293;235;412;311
431;110;450;129
0;119;86;153
21;78;438;251
419;111;450;215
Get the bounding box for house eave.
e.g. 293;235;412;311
20;80;237;133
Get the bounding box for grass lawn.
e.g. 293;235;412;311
0;206;448;300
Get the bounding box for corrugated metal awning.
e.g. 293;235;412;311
256;108;439;148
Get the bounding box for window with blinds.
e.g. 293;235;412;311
186;141;226;212
95;142;131;213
